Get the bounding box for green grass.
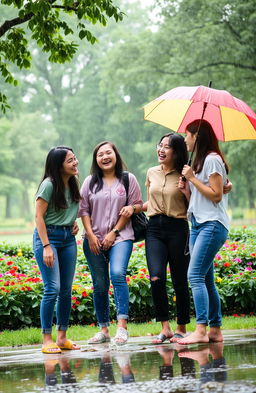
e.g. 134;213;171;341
0;233;33;244
0;316;255;347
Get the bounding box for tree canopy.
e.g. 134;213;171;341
0;0;123;112
0;0;255;219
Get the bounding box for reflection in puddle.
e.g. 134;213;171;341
0;333;256;393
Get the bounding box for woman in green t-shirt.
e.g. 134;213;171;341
33;146;81;354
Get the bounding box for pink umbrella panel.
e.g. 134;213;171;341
143;85;256;141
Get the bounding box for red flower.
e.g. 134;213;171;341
232;314;240;317
223;262;231;267
75;300;80;305
82;291;88;297
137;242;145;248
6;261;13;266
90;323;95;326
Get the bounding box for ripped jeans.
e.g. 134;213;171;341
145;215;190;325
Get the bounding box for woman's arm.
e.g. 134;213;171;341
119;202;145;217
35;198;54;267
182;165;223;203
81;215;101;255
101;215;130;250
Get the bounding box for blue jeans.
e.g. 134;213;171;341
188;216;228;327
33;225;77;334
83;239;133;327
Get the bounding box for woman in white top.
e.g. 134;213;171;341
178;119;229;345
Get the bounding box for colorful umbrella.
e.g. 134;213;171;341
143;85;256;141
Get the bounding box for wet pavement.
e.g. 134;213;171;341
0;330;256;393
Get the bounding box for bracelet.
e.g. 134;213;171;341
132;205;136;213
43;243;50;248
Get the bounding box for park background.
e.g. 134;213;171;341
0;0;256;245
0;0;256;333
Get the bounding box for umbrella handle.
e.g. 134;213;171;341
182;157;193;182
181;82;211;182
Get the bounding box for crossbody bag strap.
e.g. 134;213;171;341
122;171;129;205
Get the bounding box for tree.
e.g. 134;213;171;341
0;0;124;112
0;113;58;219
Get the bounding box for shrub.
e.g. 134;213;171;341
0;226;255;330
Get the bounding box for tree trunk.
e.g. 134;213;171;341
21;188;31;219
5;193;12;218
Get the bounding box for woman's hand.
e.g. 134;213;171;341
101;231;116;250
72;221;79;235
88;233;101;255
178;176;191;201
223;179;232;194
181;165;194;180
43;245;55;267
119;205;134;217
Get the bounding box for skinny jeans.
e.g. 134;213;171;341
33;225;77;334
83;238;133;327
188;215;228;327
145;214;190;324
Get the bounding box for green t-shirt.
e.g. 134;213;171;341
36;178;79;226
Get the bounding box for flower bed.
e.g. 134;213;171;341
0;227;255;330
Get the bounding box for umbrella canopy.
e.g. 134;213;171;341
143;85;256;141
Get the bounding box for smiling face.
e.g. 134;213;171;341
157;136;173;167
185;131;197;152
62;150;79;177
96;143;117;173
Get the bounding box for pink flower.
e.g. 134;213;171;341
245;267;252;271
216;254;221;260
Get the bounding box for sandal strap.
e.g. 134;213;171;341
114;327;129;341
88;332;109;343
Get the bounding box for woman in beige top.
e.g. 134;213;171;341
145;133;190;343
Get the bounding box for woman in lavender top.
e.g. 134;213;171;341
79;141;143;344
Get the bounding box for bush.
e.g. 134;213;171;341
0;227;256;330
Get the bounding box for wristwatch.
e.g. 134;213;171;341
112;228;120;236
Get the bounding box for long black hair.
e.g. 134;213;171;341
159;133;188;173
187;120;229;174
89;141;126;193
38;146;80;210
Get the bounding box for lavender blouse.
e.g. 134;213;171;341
78;173;143;245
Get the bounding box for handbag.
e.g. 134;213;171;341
122;172;148;242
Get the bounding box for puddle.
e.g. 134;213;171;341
0;331;256;393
